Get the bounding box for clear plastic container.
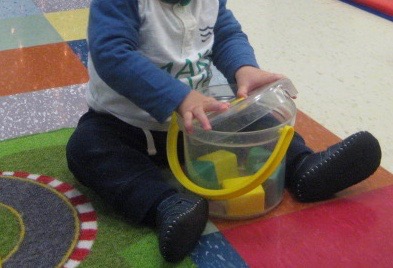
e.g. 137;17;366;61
168;78;297;219
200;78;297;133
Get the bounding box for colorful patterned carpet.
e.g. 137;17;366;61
1;0;393;267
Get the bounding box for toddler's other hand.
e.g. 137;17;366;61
235;66;284;98
177;90;229;134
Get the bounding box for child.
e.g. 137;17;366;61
66;0;382;263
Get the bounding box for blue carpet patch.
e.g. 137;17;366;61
191;232;248;268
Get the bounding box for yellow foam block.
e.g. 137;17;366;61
222;178;265;217
197;150;239;182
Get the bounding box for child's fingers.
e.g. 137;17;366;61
237;73;284;98
194;101;229;131
193;107;212;132
237;86;248;98
183;101;229;134
206;100;230;113
182;111;194;134
183;107;211;134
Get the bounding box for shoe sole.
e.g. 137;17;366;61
295;131;381;202
159;197;208;262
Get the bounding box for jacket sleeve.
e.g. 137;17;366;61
212;0;259;84
88;0;191;123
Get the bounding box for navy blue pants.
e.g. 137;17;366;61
66;109;312;224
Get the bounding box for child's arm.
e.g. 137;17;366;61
212;0;283;98
88;0;190;123
212;0;259;85
88;0;230;131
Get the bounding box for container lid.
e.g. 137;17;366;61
199;78;298;133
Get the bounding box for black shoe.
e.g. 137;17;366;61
290;131;381;202
156;193;208;262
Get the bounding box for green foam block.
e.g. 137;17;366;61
246;147;272;174
187;160;220;189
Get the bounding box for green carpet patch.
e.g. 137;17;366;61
0;130;195;267
0;128;74;159
120;234;195;268
0;205;21;258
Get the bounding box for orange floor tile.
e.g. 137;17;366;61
0;43;88;96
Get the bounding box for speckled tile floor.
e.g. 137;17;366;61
0;0;392;267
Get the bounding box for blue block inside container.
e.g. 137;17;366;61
187;160;220;189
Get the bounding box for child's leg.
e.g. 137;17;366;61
240;116;381;201
66;109;175;222
285;132;314;180
285;131;381;202
66;109;208;262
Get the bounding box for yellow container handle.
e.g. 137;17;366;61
167;113;294;200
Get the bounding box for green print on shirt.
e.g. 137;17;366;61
161;50;212;89
176;59;195;78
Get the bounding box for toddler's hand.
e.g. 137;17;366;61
235;66;284;98
177;90;229;134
